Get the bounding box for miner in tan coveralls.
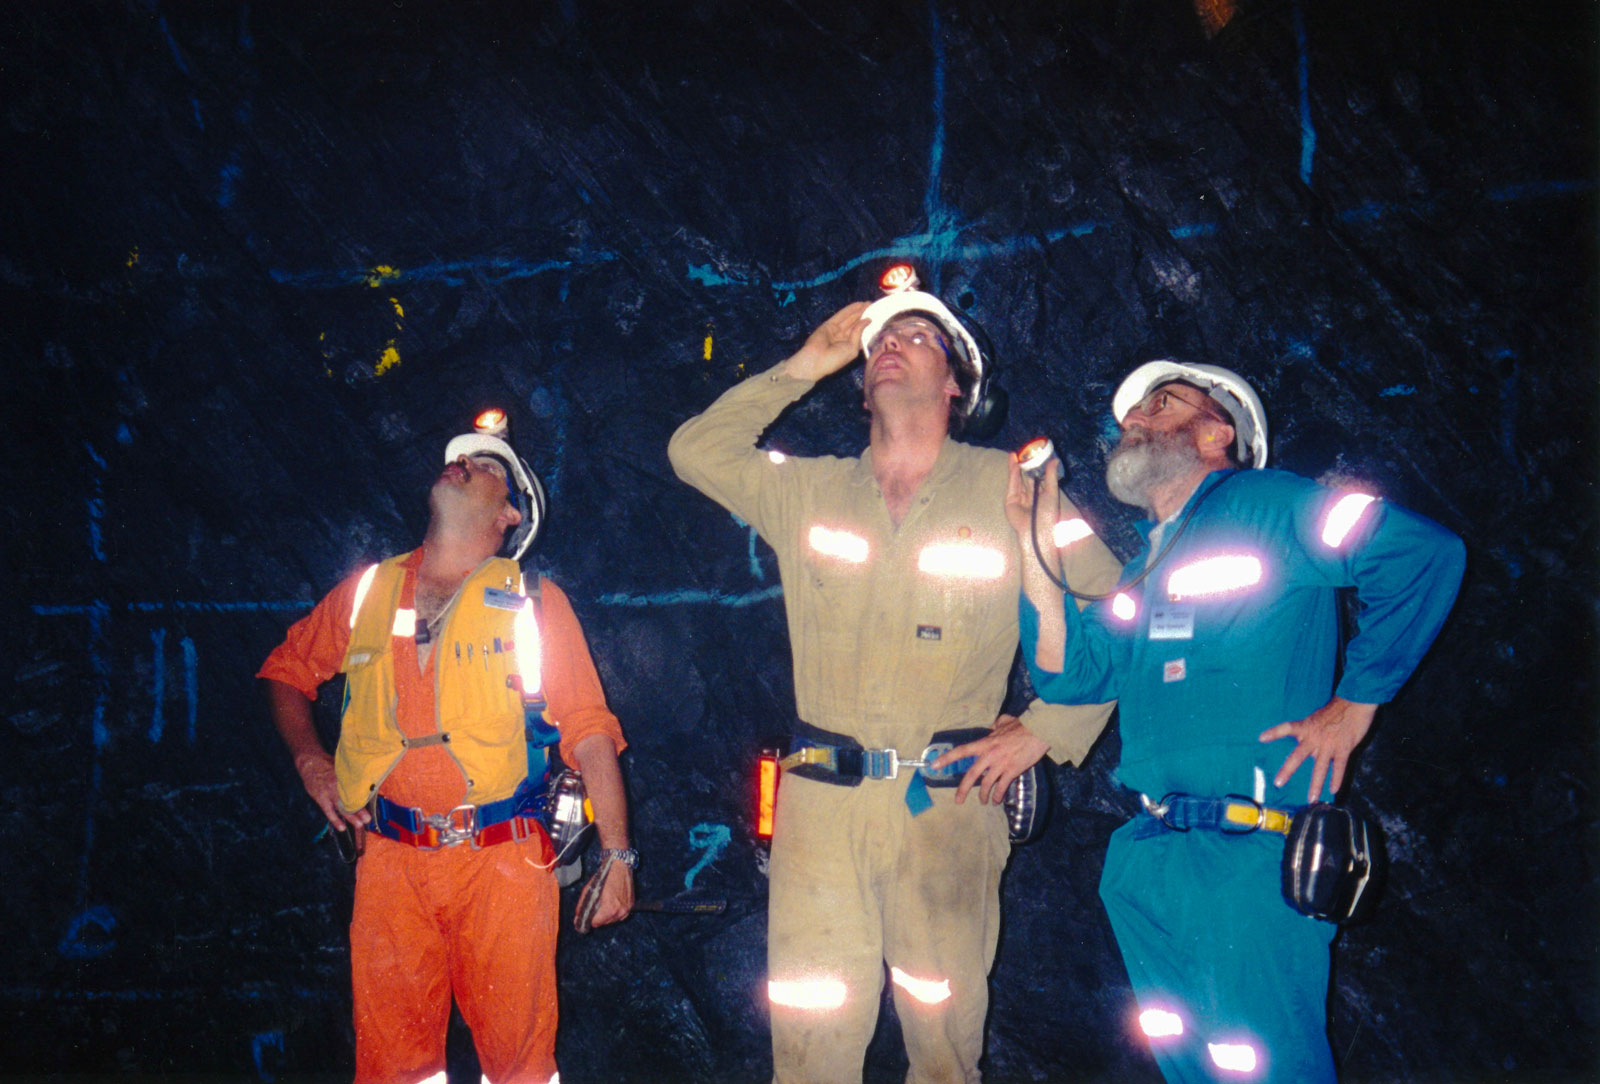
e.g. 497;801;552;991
668;285;1122;1084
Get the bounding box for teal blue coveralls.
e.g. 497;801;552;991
1022;468;1465;1083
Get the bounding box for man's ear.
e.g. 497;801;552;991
498;503;524;530
1202;420;1235;456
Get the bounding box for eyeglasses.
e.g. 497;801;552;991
1132;385;1228;424
868;320;949;357
468;455;509;482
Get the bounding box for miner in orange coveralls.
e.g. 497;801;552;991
259;411;634;1084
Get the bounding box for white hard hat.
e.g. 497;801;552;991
444;422;547;560
858;289;986;419
1112;360;1269;468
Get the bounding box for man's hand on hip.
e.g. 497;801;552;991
295;749;370;835
1259;696;1378;804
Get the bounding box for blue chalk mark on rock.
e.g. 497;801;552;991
219;160;242;208
127;599;312;613
85;441;106;562
269;252;616;290
182;636;199;743
1488;179;1594;202
727;513;766;582
158;13;189;75
1294;0;1316;185
688;263;756;288
1099;415;1124;448
59;906;117;960
1379;384;1417;397
597;586;783;608
251;1030;284;1082
924;2;949;228
149;627;166;742
684;823;731;891
748;527;764;582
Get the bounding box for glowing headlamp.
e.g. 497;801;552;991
473;408;509;439
879;263;920;294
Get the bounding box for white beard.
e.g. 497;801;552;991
1105;424;1206;513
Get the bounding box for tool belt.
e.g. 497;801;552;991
1136;792;1381;923
782;721;1052;844
368;792;553;857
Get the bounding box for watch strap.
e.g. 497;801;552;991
598;846;639;869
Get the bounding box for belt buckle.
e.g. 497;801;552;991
1219;795;1264;834
1142;792;1191;832
865;748;899;780
423;804;478;847
914;742;964;783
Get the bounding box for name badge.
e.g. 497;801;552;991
482;587;526;612
1148;603;1194;641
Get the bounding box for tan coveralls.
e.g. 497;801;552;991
669;363;1121;1084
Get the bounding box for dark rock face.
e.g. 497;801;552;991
4;1;1593;1080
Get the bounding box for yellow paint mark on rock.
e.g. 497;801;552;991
126;247;139;268
390;297;405;319
375;341;401;376
364;265;400;288
703;332;714;362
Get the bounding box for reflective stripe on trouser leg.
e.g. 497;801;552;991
883;780;1007;1084
1098;822;1337;1084
767;772;1007;1084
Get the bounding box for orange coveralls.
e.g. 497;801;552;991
259;549;625;1084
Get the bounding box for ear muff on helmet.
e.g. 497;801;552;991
951;307;1007;440
858;286;1008;439
442;432;548;560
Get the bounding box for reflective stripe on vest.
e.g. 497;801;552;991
349;563;380;629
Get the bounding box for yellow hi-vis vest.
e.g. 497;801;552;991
333;552;543;813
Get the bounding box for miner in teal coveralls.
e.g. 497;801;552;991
1007;360;1464;1083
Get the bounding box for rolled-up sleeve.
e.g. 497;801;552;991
538;577;627;766
256;572;362;700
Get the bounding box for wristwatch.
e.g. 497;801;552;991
598;847;639;869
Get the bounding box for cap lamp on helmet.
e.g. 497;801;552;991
1112;360;1269;469
443;408;548;560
